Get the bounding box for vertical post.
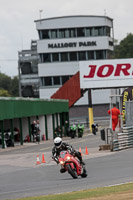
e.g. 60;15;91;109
109;96;113;130
88;89;94;132
52;114;55;139
10;119;14;147
18;61;22;97
59;113;63;137
119;95;123;132
56;113;58;127
65;112;69;132
28;117;31;142
19;118;23;145
64;112;67;137
1;120;5;149
44;115;48;140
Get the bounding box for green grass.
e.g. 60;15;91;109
11;182;133;200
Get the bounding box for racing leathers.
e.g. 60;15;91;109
52;142;83;165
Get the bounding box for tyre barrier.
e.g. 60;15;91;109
113;126;133;151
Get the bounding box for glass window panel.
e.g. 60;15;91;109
77;28;85;37
103;26;106;36
52;53;59;62
40;77;45;86
106;26;111;36
65;29;69;38
43;54;51;62
78;51;86;61
69;52;77;61
59;29;66;38
51;29;57;39
96;50;104;59
45;77;52;86
42;30;50;39
87;51;94;60
94;27;103;36
86;27;93;36
60;52;68;62
68;28;76;38
53;76;60;85
62;76;69;85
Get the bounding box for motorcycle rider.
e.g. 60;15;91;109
52;137;85;173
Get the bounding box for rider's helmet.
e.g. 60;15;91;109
54;137;62;148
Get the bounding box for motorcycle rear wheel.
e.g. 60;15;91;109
66;164;78;179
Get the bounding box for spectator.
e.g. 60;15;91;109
31;121;37;142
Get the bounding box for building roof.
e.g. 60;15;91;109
0;97;69;120
34;15;113;23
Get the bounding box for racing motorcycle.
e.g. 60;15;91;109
58;150;87;179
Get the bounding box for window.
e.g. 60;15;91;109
41;30;50;39
52;53;59;62
62;76;69;84
69;52;77;61
40;77;45;86
43;54;51;62
96;50;105;59
59;29;67;38
51;29;57;39
86;27;93;36
60;52;68;62
53;76;60;85
78;51;86;61
45;77;52;86
106;27;111;36
77;28;85;37
94;27;103;36
68;28;76;38
87;51;94;60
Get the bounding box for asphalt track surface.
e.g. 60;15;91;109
0;131;133;200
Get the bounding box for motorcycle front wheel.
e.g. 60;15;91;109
81;166;87;178
66;164;78;179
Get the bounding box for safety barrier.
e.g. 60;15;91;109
113;126;133;151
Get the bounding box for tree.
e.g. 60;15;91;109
0;73;12;92
0;73;19;97
10;76;19;97
113;33;133;58
0;89;10;97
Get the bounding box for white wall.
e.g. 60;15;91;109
36;16;113;30
47;115;53;139
39;62;79;77
38;115;45;140
37;37;113;53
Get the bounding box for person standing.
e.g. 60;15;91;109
31;121;37;142
108;107;122;131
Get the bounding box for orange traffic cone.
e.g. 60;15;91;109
41;153;46;163
36;155;41;165
79;147;83;156
85;146;89;155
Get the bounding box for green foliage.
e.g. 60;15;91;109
0;89;10;97
113;33;133;58
0;73;19;97
10;76;19;96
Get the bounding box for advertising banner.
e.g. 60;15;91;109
122;87;133;123
79;59;133;89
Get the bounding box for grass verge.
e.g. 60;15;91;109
12;182;133;200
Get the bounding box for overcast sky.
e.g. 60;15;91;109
0;0;133;77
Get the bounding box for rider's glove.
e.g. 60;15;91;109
52;156;59;164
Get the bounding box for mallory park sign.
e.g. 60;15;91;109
48;41;96;48
79;58;133;89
